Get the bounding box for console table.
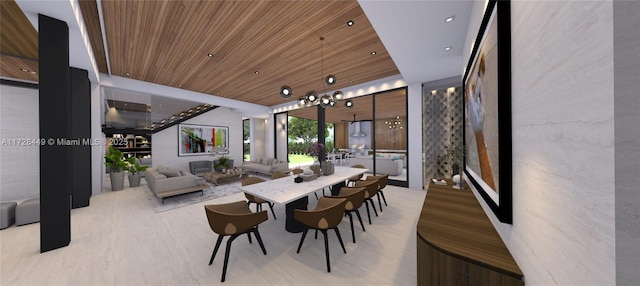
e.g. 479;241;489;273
417;180;524;286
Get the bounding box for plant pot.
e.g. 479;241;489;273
110;171;125;191
214;159;234;172
321;161;334;175
128;173;142;187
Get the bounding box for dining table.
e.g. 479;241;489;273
239;166;368;233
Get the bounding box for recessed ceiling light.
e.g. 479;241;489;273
446;16;455;23
124;72;131;77
347;20;354;26
207;53;213;57
178;84;183;88
20;68;28;72
370;51;377;56
444;46;452;51
255;71;259;75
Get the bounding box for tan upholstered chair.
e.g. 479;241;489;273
242;177;276;220
353;179;380;224
204;201;268;282
271;171;288;179
329;186;366;243
294;197;347;272
365;174;389;211
347;164;366;186
291;168;304;175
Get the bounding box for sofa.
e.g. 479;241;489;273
241;157;289;174
145;165;201;200
349;155;404;176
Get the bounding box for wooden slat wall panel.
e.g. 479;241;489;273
0;55;38;81
99;0;399;107
0;0;39;82
78;0;108;73
0;0;38;59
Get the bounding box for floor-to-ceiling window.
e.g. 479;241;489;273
243;119;250;161
287;87;408;186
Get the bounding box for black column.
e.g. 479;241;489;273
39;14;71;252
317;105;326;162
70;67;92;209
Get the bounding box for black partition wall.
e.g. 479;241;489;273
39;14;71;252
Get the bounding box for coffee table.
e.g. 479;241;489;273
203;170;248;185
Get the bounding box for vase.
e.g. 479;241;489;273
321;161;334;175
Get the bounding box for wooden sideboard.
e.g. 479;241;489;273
417;180;524;286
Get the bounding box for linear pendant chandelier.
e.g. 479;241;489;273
280;37;352;109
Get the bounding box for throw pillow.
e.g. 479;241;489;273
159;168;181;178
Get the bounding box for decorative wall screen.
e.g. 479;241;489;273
423;84;463;183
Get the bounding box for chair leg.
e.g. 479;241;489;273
267;202;277;220
364;201;372;225
221;233;240;283
321;229;331;272
315;229;318;239
346;212;356;243
354;210;366;232
209;235;224;265
334;228;346;254
252;228;267;255
296;229;309;253
377;193;383;212
380;190;388;206
246;232;252;244
367;198;378;217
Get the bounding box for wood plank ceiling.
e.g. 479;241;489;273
1;0;401;120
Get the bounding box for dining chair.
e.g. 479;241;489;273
294;197;347;272
346;164;366;186
364;174;389;211
242;177;276;220
353;179;379;224
328;186;366;243
204;201;268;282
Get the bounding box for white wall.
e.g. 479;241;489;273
151;107;243;171
0;84;40;202
463;1;616;285
613;1;640;284
250;117;267;161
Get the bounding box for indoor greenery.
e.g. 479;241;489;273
126;156;149;175
104;146;127;172
444;144;465;174
214;154;230;169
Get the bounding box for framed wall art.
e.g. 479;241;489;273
178;124;229;156
463;0;512;223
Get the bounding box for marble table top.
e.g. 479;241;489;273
239;166;368;205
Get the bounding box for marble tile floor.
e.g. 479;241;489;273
0;182;425;285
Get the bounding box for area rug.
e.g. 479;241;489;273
145;182;244;213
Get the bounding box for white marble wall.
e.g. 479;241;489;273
464;1;616;285
0;84;40;202
151;107;243;171
614;0;640;284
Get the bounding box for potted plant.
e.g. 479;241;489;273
104;146;127;191
126;156;149;187
213;154;233;172
444;144;465;176
444;144;465;189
